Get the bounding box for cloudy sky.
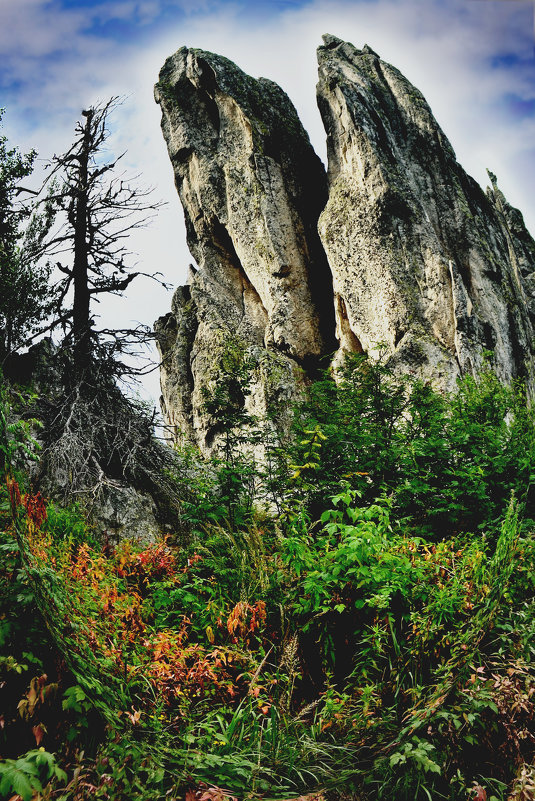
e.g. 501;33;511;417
1;0;534;401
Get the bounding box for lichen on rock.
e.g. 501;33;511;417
155;36;535;452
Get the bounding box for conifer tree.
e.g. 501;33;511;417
0;110;53;361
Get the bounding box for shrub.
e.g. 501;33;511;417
289;354;535;536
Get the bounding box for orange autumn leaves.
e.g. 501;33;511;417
6;478;47;529
15;499;269;717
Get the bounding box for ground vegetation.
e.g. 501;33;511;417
3;353;535;801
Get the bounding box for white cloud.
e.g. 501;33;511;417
137;0;535;226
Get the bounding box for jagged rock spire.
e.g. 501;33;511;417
154;46;335;449
155;38;535;451
316;35;535;390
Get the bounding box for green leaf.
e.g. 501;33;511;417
54;767;68;783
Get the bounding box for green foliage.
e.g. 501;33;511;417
389;737;441;774
0;110;55;360
44;502;95;546
288;353;409;510
0;377;62;761
201;336;257;443
0;748;66;801
183;336;263;527
175;698;355;796
0;376;41;476
289;354;535;536
296;495;532;801
151;520;282;641
5;352;535;800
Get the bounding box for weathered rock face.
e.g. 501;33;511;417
155;38;535;449
155;46;335;450
317;35;535;391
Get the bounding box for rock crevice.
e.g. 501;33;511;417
155;45;336;450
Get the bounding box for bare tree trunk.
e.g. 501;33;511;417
72;109;93;369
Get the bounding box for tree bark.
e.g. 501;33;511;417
72;109;93;369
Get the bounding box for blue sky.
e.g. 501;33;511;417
0;0;534;399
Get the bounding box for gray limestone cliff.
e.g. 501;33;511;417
317;35;535;391
155;38;535;448
154;46;336;451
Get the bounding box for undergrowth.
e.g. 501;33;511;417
2;357;535;801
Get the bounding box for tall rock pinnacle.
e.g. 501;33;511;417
317;35;535;390
155;38;535;451
154;46;335;449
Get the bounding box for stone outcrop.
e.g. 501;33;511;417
317;34;535;391
154;46;335;450
155;38;535;447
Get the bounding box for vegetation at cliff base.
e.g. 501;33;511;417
3;354;535;801
3;103;535;801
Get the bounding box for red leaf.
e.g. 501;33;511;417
32;724;45;746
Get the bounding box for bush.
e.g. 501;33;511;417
289;355;535;536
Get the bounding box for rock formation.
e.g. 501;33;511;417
317;35;535;390
154;46;335;451
155;38;535;449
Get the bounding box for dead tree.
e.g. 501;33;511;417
23;100;185;534
40;98;165;376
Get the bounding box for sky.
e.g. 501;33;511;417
1;0;534;403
